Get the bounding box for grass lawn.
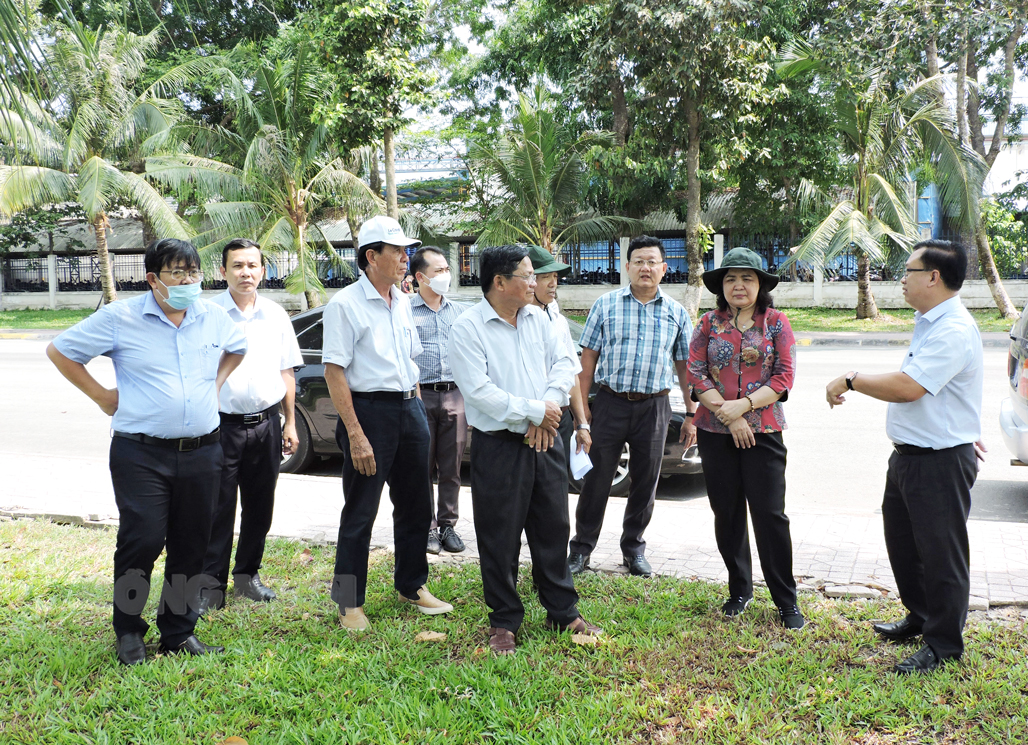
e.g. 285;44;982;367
567;308;1016;333
2;520;1027;743
0;309;93;329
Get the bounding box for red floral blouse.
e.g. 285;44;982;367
686;307;796;434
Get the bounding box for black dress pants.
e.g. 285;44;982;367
570;389;670;556
882;444;976;659
471;429;580;632
203;410;281;592
333;396;431;608
109;435;223;646
696;429;797;608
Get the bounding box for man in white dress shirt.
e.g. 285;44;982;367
322;215;453;630
449;244;601;655
199;239;304;613
827;240;985;674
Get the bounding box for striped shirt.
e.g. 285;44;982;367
580;285;692;394
411;293;467;384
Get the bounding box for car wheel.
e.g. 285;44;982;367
569;443;631;497
280;411;315;474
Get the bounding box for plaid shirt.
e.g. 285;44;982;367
580;286;692;394
411;293;466;383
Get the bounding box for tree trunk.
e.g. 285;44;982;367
346;215;362;276
93;213;117;305
369;148;382;197
384;127;398;219
296;219;323;309
855;252;879;320
682;95;703;320
977;225;1018;318
610;66;629;147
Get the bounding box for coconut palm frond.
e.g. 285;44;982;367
0;165;77;215
146;155;247;201
785;200;855;268
775;38;821;78
825;208;887;264
866;174;918;237
917;118;988;229
76;156;125;219
554;214;642;248
120;170;191;240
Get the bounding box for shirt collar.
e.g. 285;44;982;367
621;284;664;306
411;292;448;309
481;297;535;326
218;289;265;319
916;294;961;324
358;272;400;305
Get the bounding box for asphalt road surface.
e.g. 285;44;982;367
5;339;1028;522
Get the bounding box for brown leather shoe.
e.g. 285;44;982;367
486;627;516;655
545;616;603;636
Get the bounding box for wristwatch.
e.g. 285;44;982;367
576;423;591;431
685;412;695;418
845;371;858;390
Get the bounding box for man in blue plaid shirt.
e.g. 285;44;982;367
568;235;697;577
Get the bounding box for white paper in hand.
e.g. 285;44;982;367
570;446;593;480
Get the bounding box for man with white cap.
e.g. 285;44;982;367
322;215;453;630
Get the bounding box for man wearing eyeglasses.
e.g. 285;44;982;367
568;235;696;578
46;238;247;665
198;239;304;614
449;244;600;654
826;240;985;675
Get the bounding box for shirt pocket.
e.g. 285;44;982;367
198;344;221;380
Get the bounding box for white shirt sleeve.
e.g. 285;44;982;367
544;319;575;405
321;300;357;368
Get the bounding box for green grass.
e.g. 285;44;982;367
2;519;1028;743
0;309;93;329
566;308;1015;333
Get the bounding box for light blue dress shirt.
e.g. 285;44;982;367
53;292;247;438
886;295;983;449
449;299;575;434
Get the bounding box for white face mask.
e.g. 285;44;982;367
427;273;450;295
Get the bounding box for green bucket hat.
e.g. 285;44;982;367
527;245;571;277
702;247;780;295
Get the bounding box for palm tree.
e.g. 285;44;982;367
778;41;988;319
471;87;639;258
0;20;198;304
147;39;382;309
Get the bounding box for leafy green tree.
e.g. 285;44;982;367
147;35;382;309
0;20;198;304
778;42;988;319
471;87;637;255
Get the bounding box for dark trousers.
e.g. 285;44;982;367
333;397;431;608
883;444;976;659
696;429;797;608
109;436;223;646
203;410;281;591
558;407;575;475
471;429;579;632
570;389;671;556
422;388;468;528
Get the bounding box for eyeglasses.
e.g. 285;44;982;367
161;269;204;282
629;260;663;268
502;272;536;282
903;268;932;278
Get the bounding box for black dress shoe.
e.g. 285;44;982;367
873;616;923;642
197;592;225;616
440;526;465;553
426;528;442;555
567;552;590;574
158;635;225;656
894;644;942;674
721;596;753;617
623;554;652;577
233;573;276;602
116;632;147;666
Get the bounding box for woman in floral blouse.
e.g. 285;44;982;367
686;248;803;630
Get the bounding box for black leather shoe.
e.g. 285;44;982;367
894;644;942;674
721;596;753;617
440;526;465;553
233;573;276;602
426;528;442;555
567;552;590;574
197;592;225;616
116;632;147;666
778;605;805;630
158;635;225;656
623;554;652;577
873;616;923;642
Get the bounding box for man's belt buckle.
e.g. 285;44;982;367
178;436;202;452
625;391;643;402
403;389;417;400
242;412;263;425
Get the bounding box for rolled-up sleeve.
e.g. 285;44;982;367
449;319;544;428
767;312;796;398
686;314;717;396
53;306;117;363
904;327;974;396
322;301;356;368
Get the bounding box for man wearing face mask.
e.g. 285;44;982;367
410;246;468;555
46;238;247;665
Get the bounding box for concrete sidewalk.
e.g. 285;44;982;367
4;451;1027;609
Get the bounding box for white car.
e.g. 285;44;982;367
999;310;1028;463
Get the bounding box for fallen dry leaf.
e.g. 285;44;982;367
571;633;599;646
661;716;682;727
735;646;758;655
297;548;314;565
415;631;447;643
219;738;248;745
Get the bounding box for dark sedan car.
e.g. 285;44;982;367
281;303;703;495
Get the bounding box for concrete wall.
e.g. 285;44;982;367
3;278;1028;313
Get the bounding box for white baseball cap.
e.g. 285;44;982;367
357;215;422;249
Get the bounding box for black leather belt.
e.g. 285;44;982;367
352;389;417;402
423;382;458;392
221;404;279;425
893;443;935;455
475;427;528;445
600;384;670;402
114;429;220;452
